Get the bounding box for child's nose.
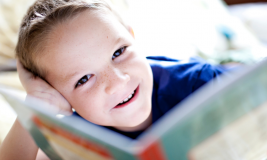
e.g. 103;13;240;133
104;68;130;95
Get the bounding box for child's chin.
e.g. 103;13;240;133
115;111;151;132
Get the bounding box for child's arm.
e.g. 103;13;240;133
0;119;39;160
0;61;72;159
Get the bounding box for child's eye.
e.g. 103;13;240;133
75;74;92;88
112;46;126;60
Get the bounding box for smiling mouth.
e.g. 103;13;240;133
114;86;138;108
117;90;136;106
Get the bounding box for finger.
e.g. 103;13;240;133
17;60;50;93
25;94;72;116
51;90;72;115
29;89;73;116
58;96;72;115
16;60;33;79
16;60;35;88
29;90;73;115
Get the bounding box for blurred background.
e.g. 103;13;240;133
1;0;267;145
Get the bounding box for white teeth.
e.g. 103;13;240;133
119;90;135;104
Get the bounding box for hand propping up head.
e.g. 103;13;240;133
17;60;72;115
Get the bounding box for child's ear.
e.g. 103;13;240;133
127;26;135;39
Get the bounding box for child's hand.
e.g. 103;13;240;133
17;60;72;115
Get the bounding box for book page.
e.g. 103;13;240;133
188;101;267;160
33;116;113;160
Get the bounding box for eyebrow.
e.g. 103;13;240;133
115;37;122;45
61;71;79;84
111;37;126;53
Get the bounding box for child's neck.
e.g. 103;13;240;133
114;112;152;132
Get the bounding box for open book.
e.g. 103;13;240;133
1;59;267;160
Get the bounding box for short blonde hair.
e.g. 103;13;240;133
16;0;127;78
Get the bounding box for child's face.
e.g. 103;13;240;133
39;10;153;131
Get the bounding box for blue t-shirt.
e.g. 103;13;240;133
105;56;225;139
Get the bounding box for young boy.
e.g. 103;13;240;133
0;0;225;159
